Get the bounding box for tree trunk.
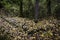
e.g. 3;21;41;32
34;0;39;23
47;0;51;17
28;0;31;18
20;0;23;17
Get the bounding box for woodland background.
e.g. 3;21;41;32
0;0;60;40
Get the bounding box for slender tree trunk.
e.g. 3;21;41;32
20;0;23;17
34;0;39;23
28;0;31;12
47;0;51;17
28;0;31;18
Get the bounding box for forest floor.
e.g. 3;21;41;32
0;17;60;40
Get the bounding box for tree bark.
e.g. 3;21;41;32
20;0;23;17
34;0;39;23
47;0;51;16
27;0;31;18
